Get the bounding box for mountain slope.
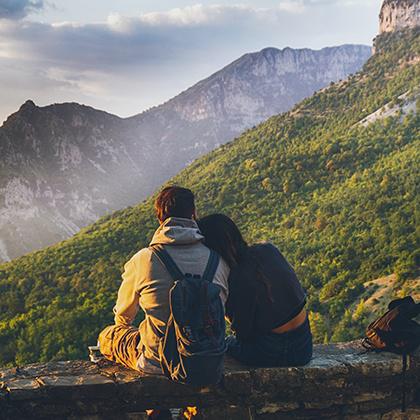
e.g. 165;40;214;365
0;45;371;263
0;29;418;366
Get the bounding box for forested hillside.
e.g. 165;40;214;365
0;29;418;367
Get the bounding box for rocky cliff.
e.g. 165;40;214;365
0;45;371;262
379;0;419;34
148;45;372;134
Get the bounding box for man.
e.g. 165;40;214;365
98;186;230;374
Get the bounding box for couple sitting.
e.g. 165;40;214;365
98;186;312;378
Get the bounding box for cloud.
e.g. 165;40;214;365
0;1;380;123
117;1;374;28
106;3;312;32
278;1;306;13
0;2;377;72
134;4;271;27
0;5;283;72
0;0;44;20
278;0;372;10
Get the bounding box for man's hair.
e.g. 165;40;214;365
155;186;195;222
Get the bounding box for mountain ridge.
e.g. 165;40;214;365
0;44;372;262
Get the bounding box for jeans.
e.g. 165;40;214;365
226;316;313;367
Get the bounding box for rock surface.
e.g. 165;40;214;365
379;0;420;34
357;89;419;127
0;341;419;419
0;45;371;263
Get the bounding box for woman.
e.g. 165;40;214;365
197;214;312;367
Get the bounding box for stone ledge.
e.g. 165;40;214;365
0;341;419;419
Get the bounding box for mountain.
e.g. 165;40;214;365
0;22;417;366
131;45;373;140
0;45;372;263
379;0;419;34
0;102;161;262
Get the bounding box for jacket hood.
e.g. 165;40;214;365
149;217;204;246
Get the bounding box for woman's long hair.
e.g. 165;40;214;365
197;214;248;268
198;213;274;303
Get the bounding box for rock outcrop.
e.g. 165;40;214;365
379;0;420;34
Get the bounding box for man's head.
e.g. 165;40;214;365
155;186;196;223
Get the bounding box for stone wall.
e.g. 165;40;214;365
1;341;419;419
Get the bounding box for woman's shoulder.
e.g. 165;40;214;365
250;242;281;256
235;243;284;272
250;242;293;268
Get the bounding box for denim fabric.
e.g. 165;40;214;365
226;316;313;367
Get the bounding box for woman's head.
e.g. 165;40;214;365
197;214;248;268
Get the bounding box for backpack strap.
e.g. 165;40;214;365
150;245;220;283
150;244;184;281
200;250;221;340
202;250;220;283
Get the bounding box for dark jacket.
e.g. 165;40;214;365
226;243;306;341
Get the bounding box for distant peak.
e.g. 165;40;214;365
19;100;37;111
260;47;280;54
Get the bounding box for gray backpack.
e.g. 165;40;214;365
150;244;226;387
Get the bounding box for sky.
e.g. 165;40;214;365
0;0;383;124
